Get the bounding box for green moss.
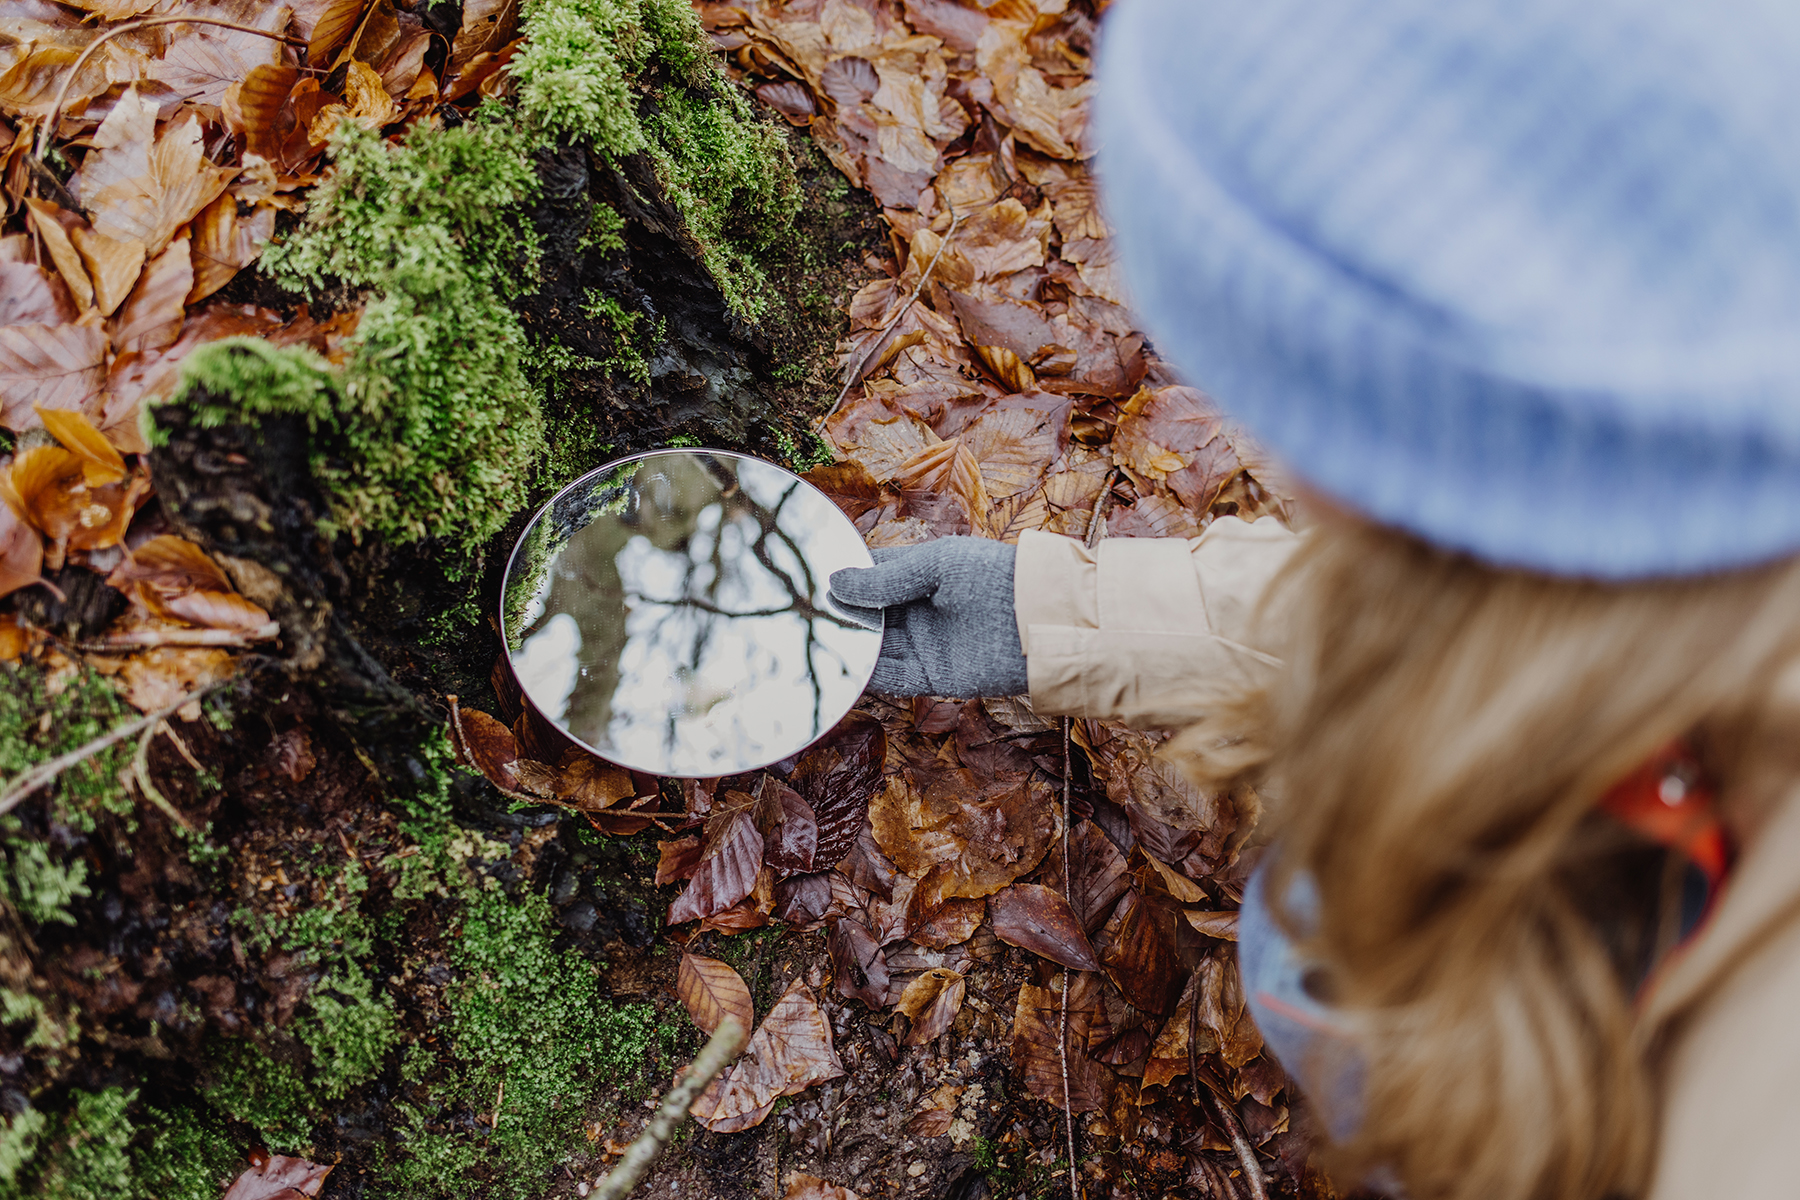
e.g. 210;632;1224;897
511;0;798;322
160;337;337;439
131;1106;240;1200
252;120;546;553
642;85;798;322
0;1088;134;1200
513;0;649;154
202;1041;315;1153
0;662;132;927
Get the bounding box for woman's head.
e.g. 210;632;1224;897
1170;512;1800;1200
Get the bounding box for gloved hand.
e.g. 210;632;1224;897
829;537;1028;698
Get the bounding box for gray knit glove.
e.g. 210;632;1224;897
829;538;1028;698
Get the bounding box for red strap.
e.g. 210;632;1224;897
1597;740;1732;886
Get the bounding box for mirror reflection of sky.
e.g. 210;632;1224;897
508;454;880;777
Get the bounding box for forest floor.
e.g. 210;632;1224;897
0;2;1346;1199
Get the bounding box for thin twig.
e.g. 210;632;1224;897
594;1016;748;1200
34;16;308;162
819;202;967;430
76;625;278;651
1085;467;1118;545
159;722;205;773
1058;718;1082;1200
1051;467;1113;1200
0;681;227;818
130;718;195;831
1187;999;1268;1200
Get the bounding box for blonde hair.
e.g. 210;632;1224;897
1167;512;1800;1200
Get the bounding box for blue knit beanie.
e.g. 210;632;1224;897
1096;0;1800;579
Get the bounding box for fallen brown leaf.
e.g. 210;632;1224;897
119;645;236;715
0;325;107;427
37;406;125;485
785;710;886;871
895;966;963;1045
1098;886;1179;1016
109;233;192;355
72;91;235;256
782;1173;859;1200
988;882;1101;971
827;915;889;1008
188;193;277;303
677;952;756;1037
0;260;77;327
691;979;843;1133
1011;979;1110;1113
868;767;1053;899
0;502;43;601
222;1153;332;1200
667;802;764;925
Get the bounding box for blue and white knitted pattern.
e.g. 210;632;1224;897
1097;0;1800;578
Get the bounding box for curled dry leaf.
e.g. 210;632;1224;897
1184;910;1239;941
668;804;764;925
36;406;125;485
677;952;755;1037
226;64;301;159
22;201;94;312
106;534;276;635
895;967;964;1045
221;1153;332;1200
903;880;984;949
189;193;277;303
691;979;843;1133
988;882;1101;971
450;705;522;791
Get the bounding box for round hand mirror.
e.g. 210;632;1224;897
500;449;882;778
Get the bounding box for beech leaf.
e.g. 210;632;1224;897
988;882;1101;971
0;324;108;427
677;952;755;1037
691;979;843;1133
1011;980;1110;1113
667;804;763;925
895;966;964;1045
222;1154;332;1200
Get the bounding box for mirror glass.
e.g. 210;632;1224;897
501;450;882;777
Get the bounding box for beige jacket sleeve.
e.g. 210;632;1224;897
1012;516;1302;728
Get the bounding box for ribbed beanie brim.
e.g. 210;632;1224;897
1097;0;1800;578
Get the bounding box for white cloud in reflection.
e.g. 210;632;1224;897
515;612;582;724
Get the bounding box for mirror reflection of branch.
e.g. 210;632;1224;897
625;477;851;750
